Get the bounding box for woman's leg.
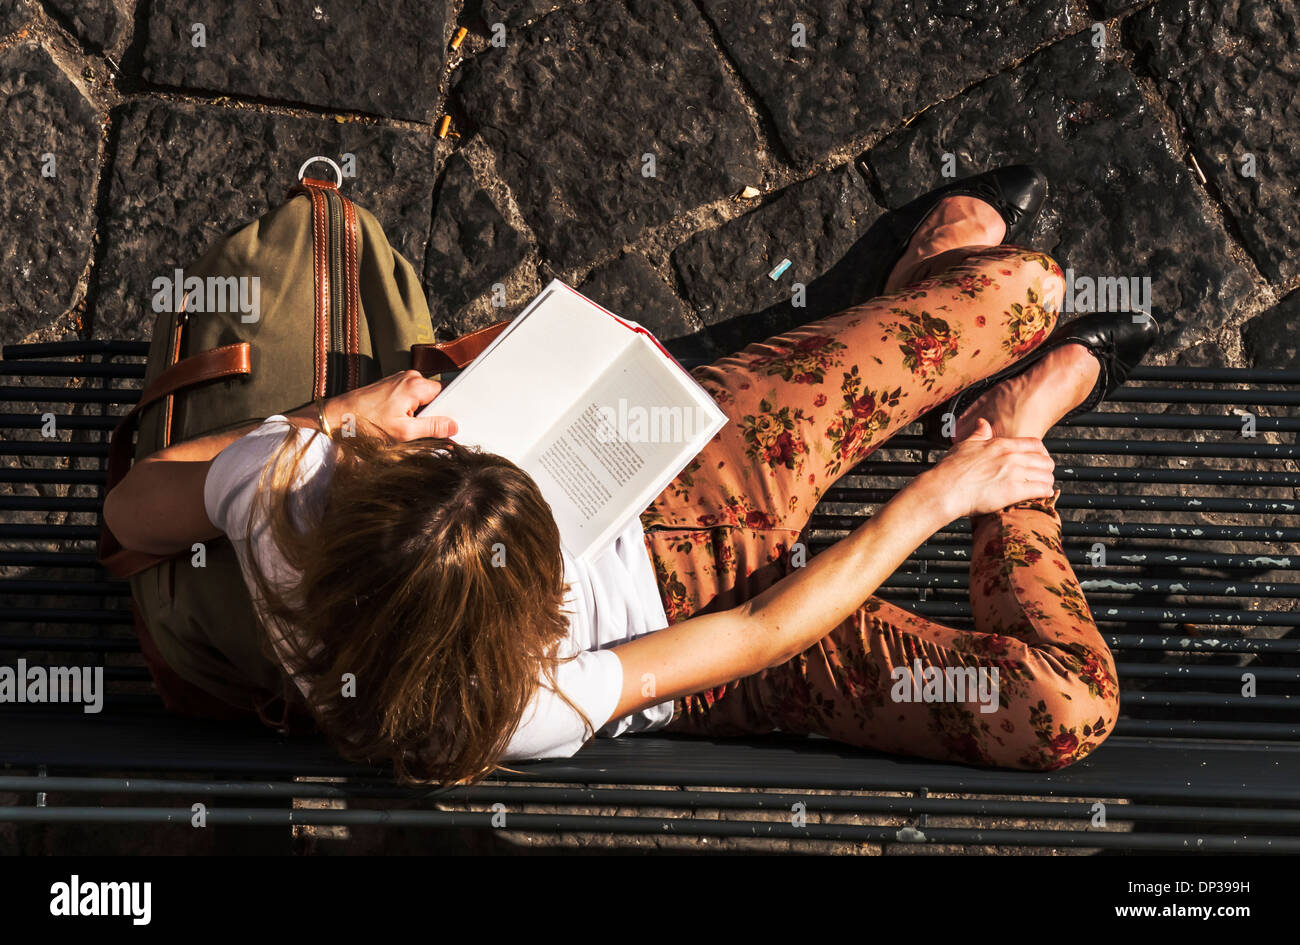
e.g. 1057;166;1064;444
642;243;1120;770
656;490;1120;772
641;244;1065;536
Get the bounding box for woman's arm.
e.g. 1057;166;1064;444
103;371;457;555
607;420;1055;722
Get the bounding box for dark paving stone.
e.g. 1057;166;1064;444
1092;0;1147;15
141;0;448;122
0;0;33;37
95;100;439;338
672;163;880;330
480;0;583;25
0;43;101;339
1127;0;1300;284
1175;339;1230;369
45;0;133;51
865;33;1255;356
1241;290;1300;369
698;0;1075;168
455;0;763;271
577;251;704;357
423;152;529;330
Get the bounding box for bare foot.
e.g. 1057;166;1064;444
954;343;1101;441
884;195;1007;293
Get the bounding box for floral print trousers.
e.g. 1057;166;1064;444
639;246;1120;771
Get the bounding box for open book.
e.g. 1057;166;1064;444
418;280;727;561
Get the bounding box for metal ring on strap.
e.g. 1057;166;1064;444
297;155;343;188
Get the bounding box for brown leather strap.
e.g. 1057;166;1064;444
98;343;253;578
289;178;333;398
163;295;187;448
342;196;362;390
288;177;364;396
411;320;511;375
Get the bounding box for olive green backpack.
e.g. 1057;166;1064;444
98;160;508;728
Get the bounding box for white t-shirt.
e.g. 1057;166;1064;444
202;416;674;761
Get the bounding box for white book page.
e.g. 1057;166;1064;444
417;283;636;458
416;280;726;559
519;335;725;560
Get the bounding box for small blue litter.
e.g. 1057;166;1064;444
768;258;792;281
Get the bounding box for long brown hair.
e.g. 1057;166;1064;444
245;422;592;785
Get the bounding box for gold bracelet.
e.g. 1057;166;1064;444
313;396;333;438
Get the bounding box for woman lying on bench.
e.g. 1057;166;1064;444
105;166;1158;784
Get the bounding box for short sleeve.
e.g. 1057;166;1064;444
501;648;624;761
204;415;334;542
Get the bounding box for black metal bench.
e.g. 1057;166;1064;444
3;340;1298;852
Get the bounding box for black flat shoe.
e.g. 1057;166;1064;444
869;164;1049;298
921;310;1162;446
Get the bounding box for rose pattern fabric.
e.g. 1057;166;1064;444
638;247;1117;771
883;308;962;390
741;399;811;476
749;334;848;384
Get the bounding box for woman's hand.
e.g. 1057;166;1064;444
324;370;458;442
926;418;1056;521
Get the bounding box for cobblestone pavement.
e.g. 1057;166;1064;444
2;0;1297;362
1;0;1297;854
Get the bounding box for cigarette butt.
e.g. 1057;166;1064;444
451;26;468;50
1189;153;1207;185
739;185;760;199
438;115;452;138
